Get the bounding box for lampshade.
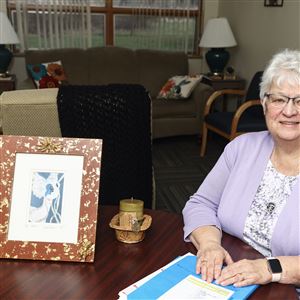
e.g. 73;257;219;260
199;17;237;48
0;12;20;75
0;12;19;44
199;18;237;76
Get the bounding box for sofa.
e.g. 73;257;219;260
8;46;213;139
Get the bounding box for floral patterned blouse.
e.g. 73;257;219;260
243;160;299;257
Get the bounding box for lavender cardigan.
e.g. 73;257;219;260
183;131;300;257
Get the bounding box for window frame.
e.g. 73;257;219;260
7;0;203;56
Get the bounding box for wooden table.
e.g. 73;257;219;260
201;75;246;91
201;75;246;111
0;74;16;94
0;206;297;299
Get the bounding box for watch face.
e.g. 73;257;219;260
268;259;282;273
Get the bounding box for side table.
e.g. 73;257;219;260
201;75;246;91
0;74;16;94
201;75;246;111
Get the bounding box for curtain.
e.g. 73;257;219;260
130;0;195;53
9;0;200;53
12;0;91;51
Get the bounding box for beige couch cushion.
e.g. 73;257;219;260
0;88;61;137
152;98;196;119
25;48;89;85
87;47;139;85
136;49;188;98
24;47;190;101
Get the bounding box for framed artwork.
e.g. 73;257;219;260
0;136;102;262
264;0;284;7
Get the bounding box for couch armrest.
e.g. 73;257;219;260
189;82;214;124
1;88;61;137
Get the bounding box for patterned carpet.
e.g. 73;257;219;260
152;134;227;214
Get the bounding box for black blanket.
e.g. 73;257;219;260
57;84;152;208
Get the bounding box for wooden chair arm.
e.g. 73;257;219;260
203;89;246;116
231;99;263;138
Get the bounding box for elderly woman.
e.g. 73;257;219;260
182;49;300;290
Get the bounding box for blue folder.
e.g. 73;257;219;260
127;255;259;300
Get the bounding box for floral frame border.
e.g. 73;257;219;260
0;136;102;262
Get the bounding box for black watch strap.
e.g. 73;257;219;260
266;257;282;282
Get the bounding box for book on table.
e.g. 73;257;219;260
0;76;12;81
118;253;259;300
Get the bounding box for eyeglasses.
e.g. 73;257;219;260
264;93;300;110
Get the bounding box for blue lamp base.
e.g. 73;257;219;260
205;48;230;76
0;45;13;76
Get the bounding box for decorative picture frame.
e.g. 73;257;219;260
264;0;284;7
0;135;102;263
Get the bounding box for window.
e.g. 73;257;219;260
8;0;202;54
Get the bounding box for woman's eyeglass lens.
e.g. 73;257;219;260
265;93;300;110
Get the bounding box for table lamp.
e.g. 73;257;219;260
0;12;20;77
199;17;237;76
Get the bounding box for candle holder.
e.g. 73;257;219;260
109;198;152;243
109;214;152;243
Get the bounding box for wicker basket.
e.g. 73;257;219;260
109;213;152;243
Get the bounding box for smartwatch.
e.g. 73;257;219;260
266;257;282;282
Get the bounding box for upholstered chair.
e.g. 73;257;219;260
200;71;267;156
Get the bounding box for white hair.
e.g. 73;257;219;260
260;49;300;111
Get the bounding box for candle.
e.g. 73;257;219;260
119;198;144;230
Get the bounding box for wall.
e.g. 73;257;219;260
189;0;219;74
0;1;6;12
218;0;300;86
10;56;27;88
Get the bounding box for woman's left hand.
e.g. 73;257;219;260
215;258;272;287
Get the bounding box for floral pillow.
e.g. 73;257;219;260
27;60;67;89
158;75;202;99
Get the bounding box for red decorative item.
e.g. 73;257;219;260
39;75;59;88
47;63;67;81
161;79;175;95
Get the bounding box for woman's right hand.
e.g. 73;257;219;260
196;242;234;283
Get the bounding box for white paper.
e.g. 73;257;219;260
158;275;234;300
7;153;84;244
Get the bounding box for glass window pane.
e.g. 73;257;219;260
12;10;99;50
8;0;201;54
90;0;105;6
114;14;196;53
91;14;105;47
113;0;199;9
9;0;102;5
11;11;45;49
